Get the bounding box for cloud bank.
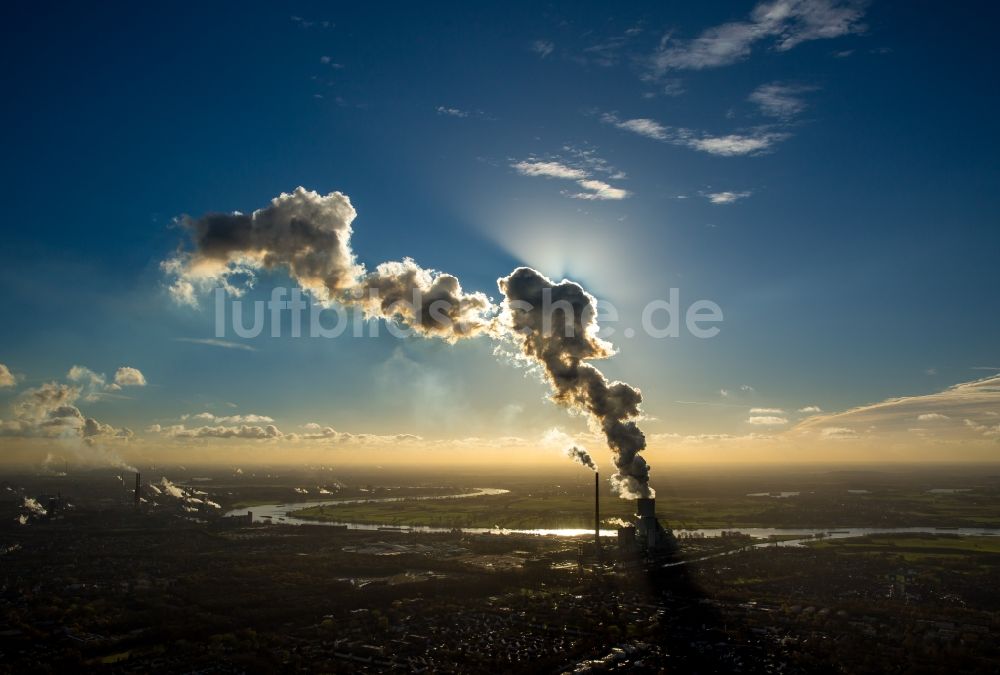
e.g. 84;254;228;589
0;381;134;447
792;375;1000;443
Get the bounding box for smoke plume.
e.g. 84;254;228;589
497;267;653;498
164;188;493;340
22;497;47;516
565;445;596;471
156;477;221;510
164;188;654;498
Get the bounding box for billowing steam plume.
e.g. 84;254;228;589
163;188;492;340
155;477;222;511
164;188;654;498
497;268;652;498
22;497;47;516
564;445;596;471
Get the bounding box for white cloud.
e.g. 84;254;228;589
750;407;784;414
601;112;788;156
718;384;755;399
113;367;146;387
964;419;1000;438
648;0;867;75
0;381;133;442
222;414;273;424
319;56;344;68
67;366;118;399
513;158;629;200
794;375;1000;441
182;412;275;425
602;115;669;141
560;143;627;179
688;132;789;156
173;337;258;352
798;405;822;413
749;82;815;118
436;105;469;118
747;415;789;425
290;15;331;30
571;179;629;201
153;419;425;446
820;426;858;439
0;364;16;388
161;423;284;440
769;0;868;51
67;365;106;388
661;79;685;97
531;40;554;58
512;160;587;180
291;425;423;445
67;365;145;398
705;190;752;204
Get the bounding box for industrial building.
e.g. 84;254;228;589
617;498;676;558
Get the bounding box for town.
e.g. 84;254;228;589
2;468;998;673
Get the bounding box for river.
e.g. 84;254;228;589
225;488;1000;542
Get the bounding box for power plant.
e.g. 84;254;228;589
617;497;676;558
583;471;675;565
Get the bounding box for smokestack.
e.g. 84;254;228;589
134;472;141;508
595;472;600;555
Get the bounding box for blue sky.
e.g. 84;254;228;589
1;1;998;467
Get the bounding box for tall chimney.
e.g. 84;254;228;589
134;472;141;507
594;471;600;555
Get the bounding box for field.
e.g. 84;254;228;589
807;533;1000;560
